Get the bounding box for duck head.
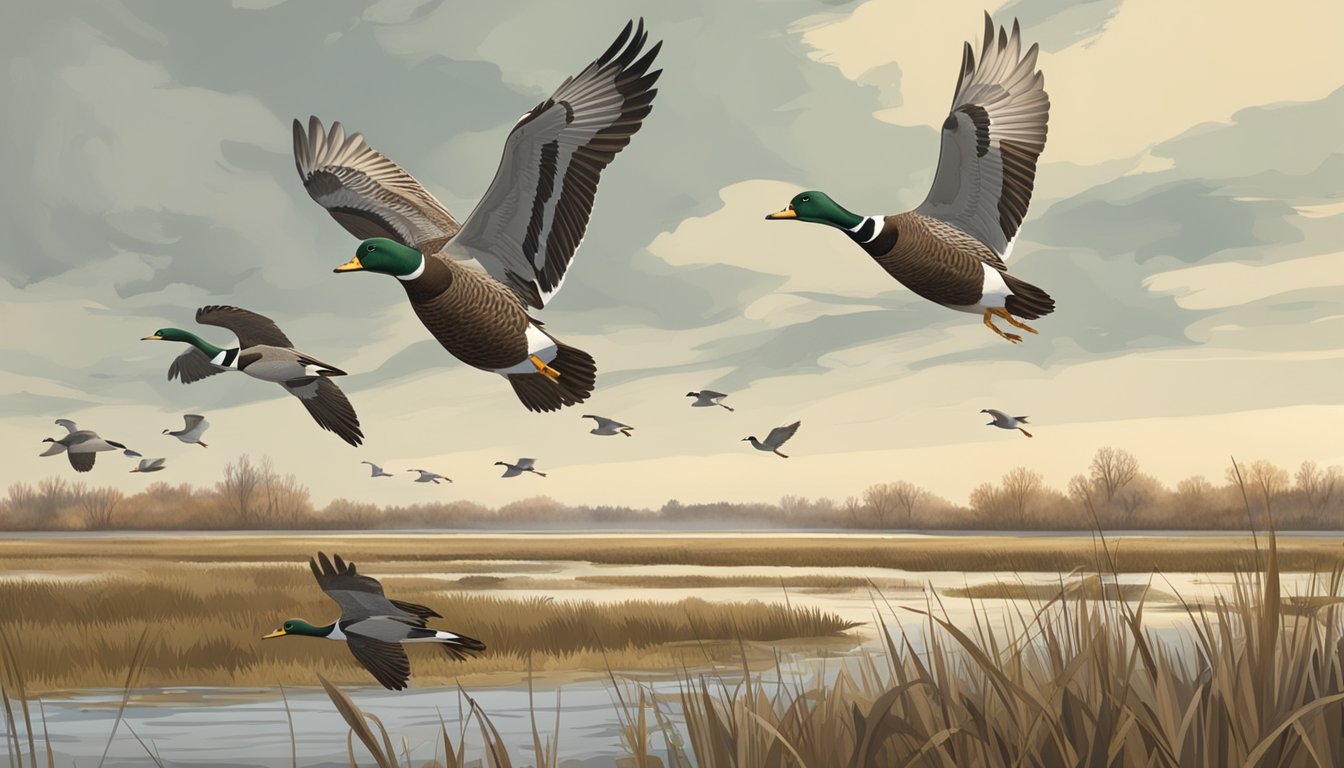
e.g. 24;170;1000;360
142;328;196;343
765;191;863;229
335;238;425;279
263;619;335;639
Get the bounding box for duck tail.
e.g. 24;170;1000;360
507;341;596;413
435;630;486;661
1003;274;1055;320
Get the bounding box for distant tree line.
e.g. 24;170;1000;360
1;449;1340;531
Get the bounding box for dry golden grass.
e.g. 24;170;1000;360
0;558;858;692
1;532;1341;572
943;574;1174;602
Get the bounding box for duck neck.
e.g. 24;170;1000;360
399;252;453;302
175;331;226;359
845;216;885;245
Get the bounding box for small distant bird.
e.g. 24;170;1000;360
687;390;734;411
495;458;546;478
40;419;141;473
263;552;486;691
742;421;801;459
408;469;451;485
981;409;1032;438
582;415;633;437
164;414;209;447
130;458;167;474
362;461;394;478
142;305;363;446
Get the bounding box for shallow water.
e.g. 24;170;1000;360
3;532;1338;767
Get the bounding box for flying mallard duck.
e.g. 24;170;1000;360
164;414;209;447
496;458;546;478
766;15;1052;343
40;419;141;472
142;306;363;446
582;414;633;437
264;552;484;691
743;421;800;459
982;408;1032;438
293;20;661;412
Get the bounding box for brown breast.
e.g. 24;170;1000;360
865;213;1004;307
400;256;531;371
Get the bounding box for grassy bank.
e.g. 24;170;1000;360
1;532;1342;572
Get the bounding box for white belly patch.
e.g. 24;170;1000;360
492;325;559;376
945;263;1011;314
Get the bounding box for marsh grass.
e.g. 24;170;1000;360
1;533;1341;572
942;573;1173;602
0;562;859;691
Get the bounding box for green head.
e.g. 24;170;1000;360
263;618;335;639
765;191;863;230
140;327;223;357
334;238;425;278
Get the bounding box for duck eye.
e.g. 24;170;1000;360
800;196;810;203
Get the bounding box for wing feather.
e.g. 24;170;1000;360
195;305;294;349
167;348;227;384
915;14;1049;260
445;19;662;308
284;378;363;447
294;116;461;252
345;634;412;691
765;421;801;448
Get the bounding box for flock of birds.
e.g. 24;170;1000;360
36;14;1051;688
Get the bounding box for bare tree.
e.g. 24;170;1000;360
1175;475;1215;516
842;496;865;527
863;481;928;528
1296;461;1339;513
79;488;123;530
256;457;312;528
1001;467;1044;526
1089;447;1140;504
218;455;263;526
35;477;73;522
969;481;1005;524
3;482;37;523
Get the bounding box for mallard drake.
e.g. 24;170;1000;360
982;408;1032;438
687;390;734;411
743;421;800;459
264;552;484;691
142;306;363;447
582;414;633;437
40;419;141;472
361;461;394;478
766;15;1052;343
495;458;545;478
408;469;450;485
164;414;209;447
294;20;661;412
130;458;167;473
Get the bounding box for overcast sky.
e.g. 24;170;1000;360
3;0;1341;510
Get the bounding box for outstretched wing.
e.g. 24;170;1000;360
68;451;95;472
309;552;407;622
168;348;227;384
196;306;294;349
514;458;537;471
914;14;1049;260
54;418;78;433
293;116;461;253
444;19;662;309
345;634;412;691
765;421;801;448
701;390;728;401
284;378;364;447
180;414;209;438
